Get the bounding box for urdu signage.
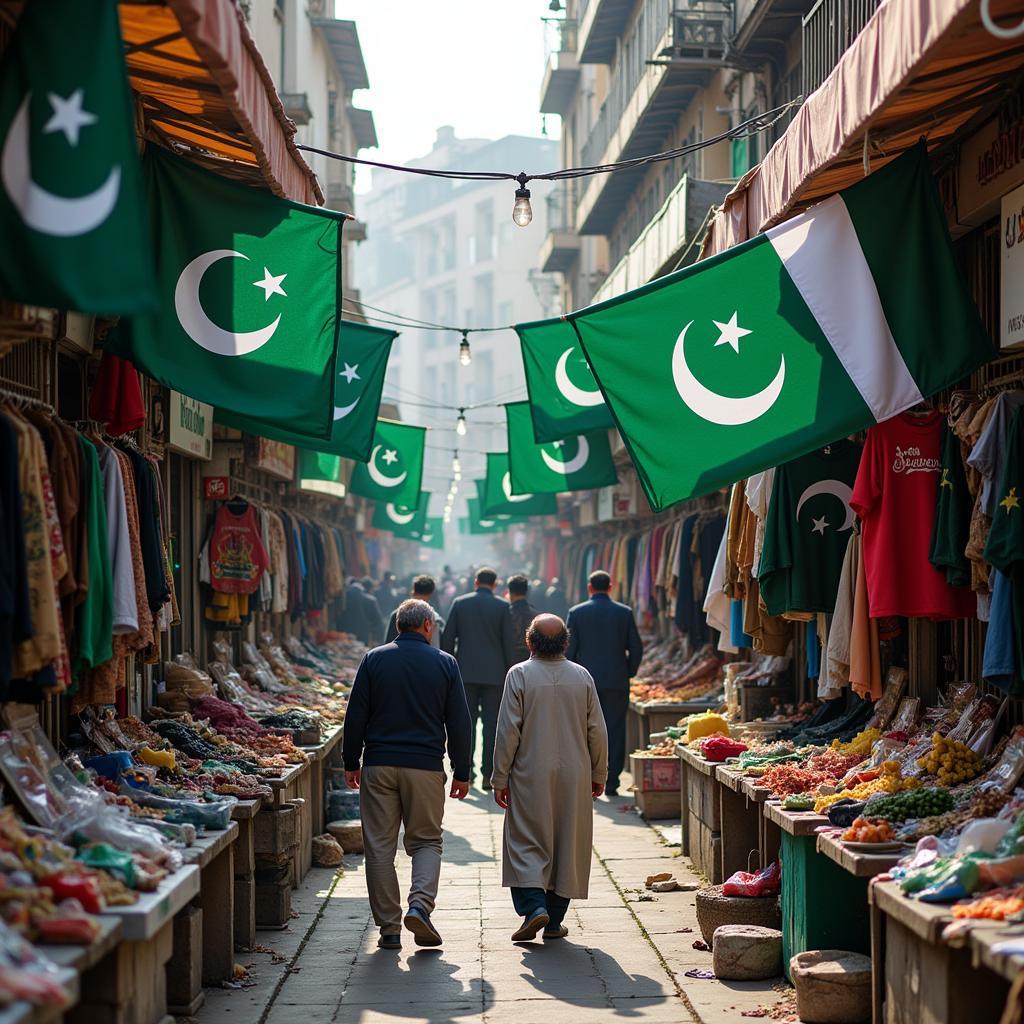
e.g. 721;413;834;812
168;391;212;460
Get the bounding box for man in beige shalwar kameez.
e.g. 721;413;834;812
491;614;608;942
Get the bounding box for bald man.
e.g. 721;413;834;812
491;614;608;942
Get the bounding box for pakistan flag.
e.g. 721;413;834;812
570;144;992;513
348;420;425;509
506;402;618;495
217;319;398;463
0;0;156;312
372;492;428;538
481;452;558;517
517;317;613;443
417;517;445;550
106;146;346;440
465;496;510;535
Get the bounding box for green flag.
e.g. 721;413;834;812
481;452;557;517
297;450;344;498
106;146;346;439
417;516;446;550
570;145;993;513
349;420;425;508
517;317;613;443
506;401;618;495
474;480;530;524
216;320;397;463
372;492;428;538
0;0;156;312
466;496;510;534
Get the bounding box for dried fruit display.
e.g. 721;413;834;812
841;817;896;843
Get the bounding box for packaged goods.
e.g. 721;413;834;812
685;713;729;744
721;861;781;898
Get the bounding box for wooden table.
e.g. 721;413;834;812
816;831;907;878
869;880;1010;1024
630;700;717;753
713;763;761;881
268;761;312;885
183;822;240;986
231;798;262;951
678;745;721;882
738;775;779;867
299;725;344;842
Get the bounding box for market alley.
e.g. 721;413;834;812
192;787;777;1024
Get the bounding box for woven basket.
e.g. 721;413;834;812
694;886;781;946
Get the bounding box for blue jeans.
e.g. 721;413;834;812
511;887;570;928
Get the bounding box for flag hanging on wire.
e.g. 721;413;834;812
570;144;993;513
417;516;445;550
348;420;425;508
372;492;428;538
481;452;558;517
516;317;613;443
0;0;156;312
506;401;618;495
465;496;511;534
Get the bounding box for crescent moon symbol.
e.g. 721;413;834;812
334;397;359;421
540;435;590;475
1;94;121;237
385;503;416;525
479;517;495;528
671;320;785;425
175;250;281;357
502;471;533;503
366;444;408;489
555;348;604;408
795;479;855;531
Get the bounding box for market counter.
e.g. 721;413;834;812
713;764;761;882
630;700;716;754
677;745;721;882
299;725;344;841
738;775;779;868
816;831;905;878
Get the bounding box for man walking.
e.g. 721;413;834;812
566;571;644;797
343;600;472;950
384;575;445;646
544;577;569;620
491;615;608;941
339;577;383;646
441;567;516;788
506;574;535;665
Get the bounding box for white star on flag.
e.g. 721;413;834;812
339;362;360;384
382;448;399;465
552;440;566;449
253;267;287;300
811;515;829;535
713;312;753;354
43;89;97;147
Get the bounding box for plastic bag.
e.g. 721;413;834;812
0;921;69;1007
722;860;781;897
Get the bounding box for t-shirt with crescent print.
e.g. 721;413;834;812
759;440;862;616
850;411;975;620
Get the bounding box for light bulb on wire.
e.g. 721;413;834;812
454;470;462;481
456;409;467;436
512;173;533;227
452;453;461;474
459;331;472;367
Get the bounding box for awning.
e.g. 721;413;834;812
701;0;1024;255
120;0;322;205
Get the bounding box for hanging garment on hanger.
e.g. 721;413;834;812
0;410;30;698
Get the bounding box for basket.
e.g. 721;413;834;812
694;886;781;946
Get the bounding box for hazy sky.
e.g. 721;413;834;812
338;1;560;188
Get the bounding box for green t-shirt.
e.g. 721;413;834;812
759;439;863;616
73;437;113;675
929;421;971;587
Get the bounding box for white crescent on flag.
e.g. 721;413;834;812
540;436;590;475
366;445;407;488
555;348;604;407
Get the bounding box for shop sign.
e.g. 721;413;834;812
168;391;212;460
597;482;637;521
254;437;295;481
204;476;229;500
1001;181;1024;349
958;93;1024;228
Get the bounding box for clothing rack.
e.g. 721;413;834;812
0;383;55;413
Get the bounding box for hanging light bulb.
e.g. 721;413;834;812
459;330;472;367
456;409;467;436
452;452;461;474
454;470;462;481
512;173;533;227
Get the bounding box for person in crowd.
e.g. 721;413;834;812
385;575;445;646
491;614;608;942
361;577;385;645
380;571;404;613
340;577;383;646
544;577;569;620
530;578;545;611
506;574;536;665
343;599;472;950
441;567;517;788
566;570;643;797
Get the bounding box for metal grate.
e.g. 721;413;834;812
802;0;880;97
0;339;50;402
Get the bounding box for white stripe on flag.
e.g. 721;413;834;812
767;195;923;423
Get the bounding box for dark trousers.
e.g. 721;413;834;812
598;688;629;792
511;887;570;928
463;682;503;782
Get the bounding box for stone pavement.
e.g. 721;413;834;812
192;786;783;1024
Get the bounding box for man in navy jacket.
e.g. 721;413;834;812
566;570;644;796
343;600;472;950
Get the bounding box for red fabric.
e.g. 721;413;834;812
209;505;269;594
850;411;975;620
89;353;145;436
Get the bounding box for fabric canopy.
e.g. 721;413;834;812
701;0;1024;255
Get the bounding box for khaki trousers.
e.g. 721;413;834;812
360;765;446;934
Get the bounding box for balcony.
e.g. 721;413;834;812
281;92;312;126
731;0;818;61
577;1;728;235
539;183;581;273
325;180;354;211
347;106;378;150
577;0;636;64
540;19;580;115
802;0;881;96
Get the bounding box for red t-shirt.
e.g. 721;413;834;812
209;505;269;594
850;411;975;620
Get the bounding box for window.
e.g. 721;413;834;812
496;301;514;326
472;200;495;264
440;216;456;271
473;274;493;326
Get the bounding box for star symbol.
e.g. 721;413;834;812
381;448;399;465
43;89;97;147
940;468;953;490
712;312;753;354
339;362;360;384
253;267;287;301
811;515;829;535
552;440;566;450
1000;486;1020;513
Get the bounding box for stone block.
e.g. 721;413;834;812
791;949;872;1024
711;924;782;980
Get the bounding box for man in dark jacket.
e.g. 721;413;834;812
566;570;644;796
441;567;516;788
343;600;472;951
339;577;382;645
506;574;535;665
544;577;569;620
385;575;445;646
